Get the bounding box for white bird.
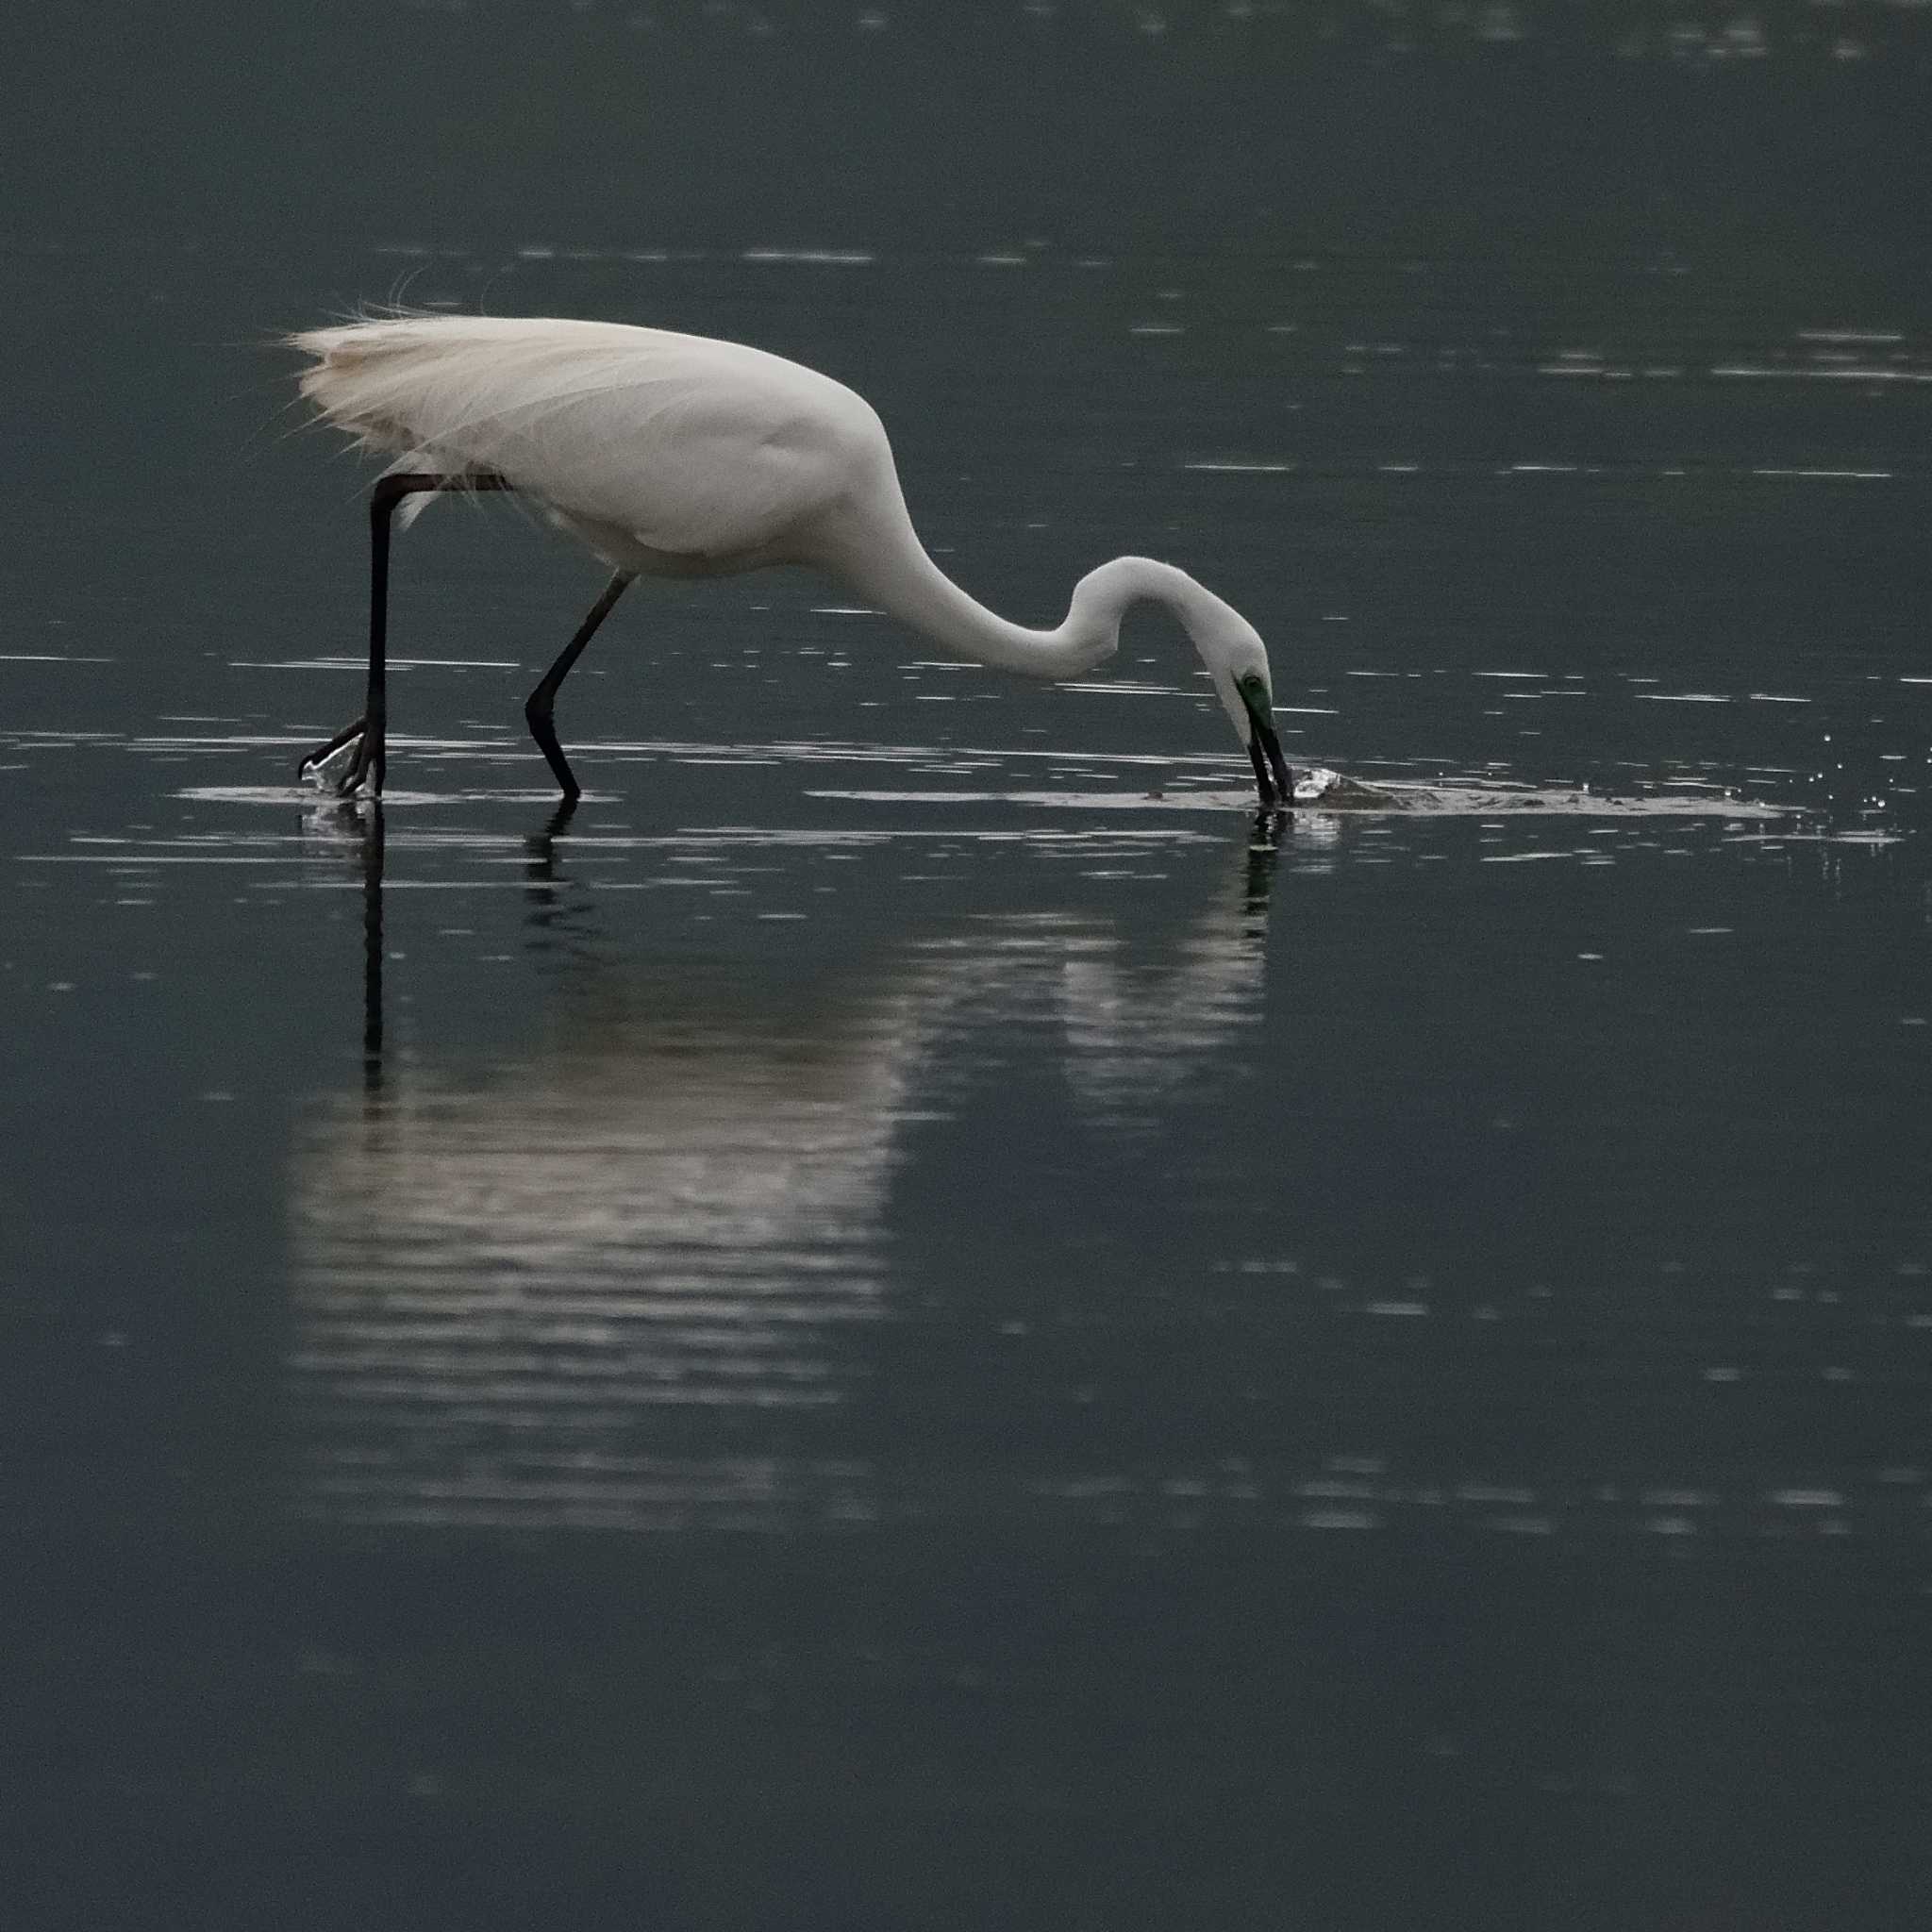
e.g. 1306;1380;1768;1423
289;314;1293;807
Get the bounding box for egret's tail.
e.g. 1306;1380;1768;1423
290;320;442;455
290;317;510;528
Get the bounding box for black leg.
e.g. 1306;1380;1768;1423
299;471;512;795
328;480;401;799
525;572;632;801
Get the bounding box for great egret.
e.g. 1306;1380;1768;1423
289;315;1293;806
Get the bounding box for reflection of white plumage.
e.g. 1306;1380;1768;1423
289;315;1292;804
290;851;1273;1531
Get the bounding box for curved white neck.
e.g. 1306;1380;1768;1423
824;506;1227;683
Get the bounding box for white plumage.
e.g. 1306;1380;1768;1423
295;315;881;571
290;313;1291;805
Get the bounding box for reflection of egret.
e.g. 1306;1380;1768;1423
287;818;1277;1528
1057;826;1278;1124
288;316;1294;807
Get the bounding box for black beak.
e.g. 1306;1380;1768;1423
1240;683;1293;809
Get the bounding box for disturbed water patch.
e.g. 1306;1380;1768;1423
808;776;1799;818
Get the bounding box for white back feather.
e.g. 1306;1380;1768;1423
290;315;889;560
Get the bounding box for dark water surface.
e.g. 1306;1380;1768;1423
7;14;1932;1928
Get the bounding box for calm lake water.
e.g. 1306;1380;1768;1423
6;9;1932;1927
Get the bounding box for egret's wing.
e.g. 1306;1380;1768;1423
291;316;877;557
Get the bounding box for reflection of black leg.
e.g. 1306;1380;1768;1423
523;798;607;966
534;797;580;854
525;572;632;800
359;802;386;1095
298;472;513;794
525;798;578;894
1245;810;1283;919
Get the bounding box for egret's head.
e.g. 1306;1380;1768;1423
1082;558;1295;809
1198;609;1292;809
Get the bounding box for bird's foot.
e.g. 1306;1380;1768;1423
297;718;380;791
298;717;383;797
332;728;384;799
299;717;366;787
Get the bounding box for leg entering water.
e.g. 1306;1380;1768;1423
297;472;513;797
523;572;633;801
